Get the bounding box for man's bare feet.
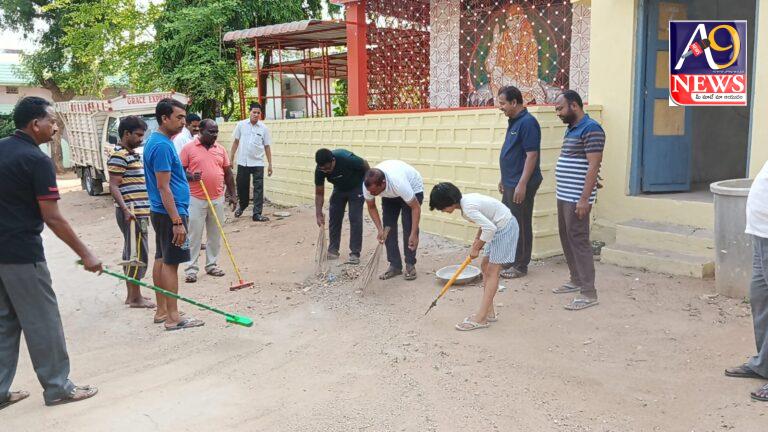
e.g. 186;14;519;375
128;296;156;308
125;295;153;305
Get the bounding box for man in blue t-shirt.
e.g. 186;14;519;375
143;98;203;331
497;85;542;280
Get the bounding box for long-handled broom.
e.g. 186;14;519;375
199;180;254;291
355;226;391;293
77;262;253;327
315;224;329;277
424;256;473;316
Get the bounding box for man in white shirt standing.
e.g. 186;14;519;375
231;103;273;222
364;160;423;281
172;113;201;155
725;161;768;402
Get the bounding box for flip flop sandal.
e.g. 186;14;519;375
206;268;225;277
45;385;98;406
165;318;205;331
154;311;186;324
379;267;403;280
404;266;418;281
455;317;490;331
564;298;599;311
725;364;763;379
0;391;29;411
470;313;498;323
500;268;526;279
185;274;197;283
552;282;581;294
751;384;768;402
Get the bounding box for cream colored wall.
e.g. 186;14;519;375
222;106;602;259
587;0;715;232
749;0;768;176
0;86;53;105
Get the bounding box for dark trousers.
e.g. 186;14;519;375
557;199;596;298
236;165;265;216
502;180;540;272
382;192;424;269
328;188;364;256
0;262;76;404
748;235;768;377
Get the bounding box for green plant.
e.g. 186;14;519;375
332;79;348;117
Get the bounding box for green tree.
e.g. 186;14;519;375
0;113;14;139
152;0;339;119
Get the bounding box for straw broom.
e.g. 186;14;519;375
355;227;391;294
315;225;329;278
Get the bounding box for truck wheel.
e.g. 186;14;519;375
84;169;104;196
80;169;87;191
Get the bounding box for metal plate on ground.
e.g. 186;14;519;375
435;264;481;285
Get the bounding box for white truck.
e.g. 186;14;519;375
56;92;189;195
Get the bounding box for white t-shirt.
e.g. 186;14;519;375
232;119;272;167
460;193;513;242
363;160;424;202
172;128;193;155
746;160;768;238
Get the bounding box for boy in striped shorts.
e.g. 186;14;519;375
430;182;518;331
107;116;155;309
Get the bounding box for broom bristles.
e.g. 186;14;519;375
355;241;384;293
315;227;329;277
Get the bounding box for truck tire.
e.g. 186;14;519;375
84;169;104;196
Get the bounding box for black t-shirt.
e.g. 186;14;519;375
0;131;60;263
314;149;367;192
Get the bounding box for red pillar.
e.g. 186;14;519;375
345;0;367;116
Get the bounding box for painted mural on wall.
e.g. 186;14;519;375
462;0;573;105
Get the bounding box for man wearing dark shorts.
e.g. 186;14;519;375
314;148;370;264
107;115;154;308
0;97;102;410
143;98;204;330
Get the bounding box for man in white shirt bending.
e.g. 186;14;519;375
364;160;423;281
725;160;768;402
230;103;273;222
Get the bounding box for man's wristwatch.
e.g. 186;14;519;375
172;217;183;226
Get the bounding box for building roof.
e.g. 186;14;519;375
223;20;347;50
0;63;27;86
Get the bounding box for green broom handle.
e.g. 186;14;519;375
78;262;253;327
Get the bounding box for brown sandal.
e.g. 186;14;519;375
45;385;98;406
0;390;29;411
404;265;417;281
379;266;403;280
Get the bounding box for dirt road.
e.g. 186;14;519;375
2;187;767;431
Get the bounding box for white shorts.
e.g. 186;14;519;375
483;219;519;264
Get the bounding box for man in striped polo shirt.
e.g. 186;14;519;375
108;116;155;309
553;90;605;311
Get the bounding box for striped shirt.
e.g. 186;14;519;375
555;114;605;204
107;146;150;217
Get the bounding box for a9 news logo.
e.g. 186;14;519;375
669;21;748;106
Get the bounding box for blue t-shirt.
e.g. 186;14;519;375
499;108;542;188
142;131;190;216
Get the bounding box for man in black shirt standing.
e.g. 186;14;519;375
314;148;370;264
0;97;102;410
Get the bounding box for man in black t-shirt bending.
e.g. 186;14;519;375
314;148;370;265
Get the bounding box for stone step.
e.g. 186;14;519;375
615;219;714;257
601;244;715;279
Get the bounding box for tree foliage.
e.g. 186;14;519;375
152;0;335;119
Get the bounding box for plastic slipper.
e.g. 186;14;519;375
552;282;581;294
379;267;403;280
404;265;418;281
206;267;225;277
751;383;768;402
45;386;98;406
0;391;29;411
500;268;526;279
165;318;205;331
154;311;185;324
455;317;489;331
564;297;599;311
185;274;197;283
725;364;763;379
470;313;498;323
